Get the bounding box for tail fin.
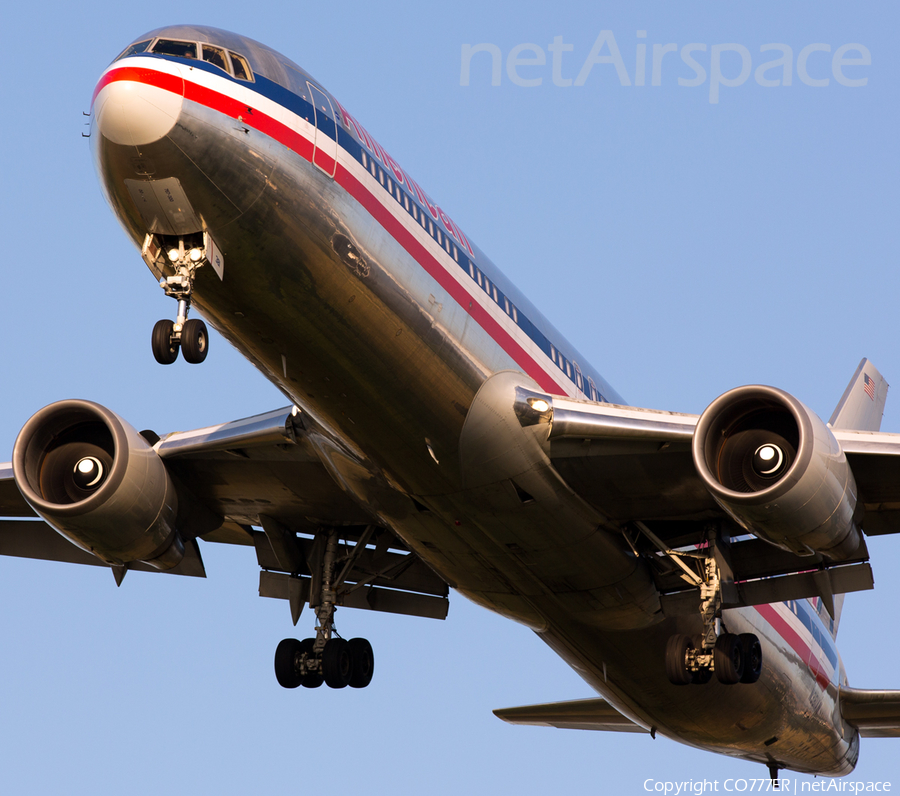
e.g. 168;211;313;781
821;359;890;638
829;358;888;432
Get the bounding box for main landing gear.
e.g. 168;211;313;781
151;237;209;365
273;529;375;690
664;542;762;686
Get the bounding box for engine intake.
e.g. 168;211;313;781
692;385;862;561
12;400;184;569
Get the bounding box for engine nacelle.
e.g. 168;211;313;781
692;385;862;561
12;400;184;569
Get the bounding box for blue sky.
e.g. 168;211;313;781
1;2;898;793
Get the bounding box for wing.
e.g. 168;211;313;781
510;360;900;616
0;405;449;621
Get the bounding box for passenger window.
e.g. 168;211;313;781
115;40;152;61
202;44;230;74
152;39;198;60
229;51;253;81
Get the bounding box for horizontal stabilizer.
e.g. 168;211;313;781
493;698;648;733
840;687;900;737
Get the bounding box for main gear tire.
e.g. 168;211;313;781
348;638;374;689
322;638;352;689
274;638;303;689
714;633;744;685
739;633;762;684
665;634;693;686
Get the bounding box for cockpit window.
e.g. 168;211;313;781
151;39;198;60
229;51;253;81
202;44;229;73
124;37;252;81
114;39;152;62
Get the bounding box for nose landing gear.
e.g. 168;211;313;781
149;237;210;365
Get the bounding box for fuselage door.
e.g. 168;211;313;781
308;83;337;178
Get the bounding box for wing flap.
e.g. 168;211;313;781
493;697;649;733
259;570;449;620
0;519;206;578
840;687;900;738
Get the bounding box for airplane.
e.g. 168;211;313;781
1;23;898;781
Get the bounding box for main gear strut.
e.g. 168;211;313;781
274;527;375;690
633;522;762;686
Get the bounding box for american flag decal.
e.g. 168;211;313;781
864;373;876;400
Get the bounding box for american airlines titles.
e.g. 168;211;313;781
336;101;475;258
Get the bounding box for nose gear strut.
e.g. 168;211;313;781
147;235;210;365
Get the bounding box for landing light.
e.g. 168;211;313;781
189;248;203;262
167;248;180;262
528;398;550;413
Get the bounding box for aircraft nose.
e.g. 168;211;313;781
92;66;184;146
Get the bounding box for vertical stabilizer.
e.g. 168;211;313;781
829;358;888;432
823;359;889;638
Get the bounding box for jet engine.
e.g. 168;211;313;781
692;385;862;561
12;400;184;569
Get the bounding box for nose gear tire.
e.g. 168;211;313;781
152;319;179;364
181;318;209;364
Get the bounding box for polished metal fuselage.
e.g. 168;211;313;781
91;25;857;775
